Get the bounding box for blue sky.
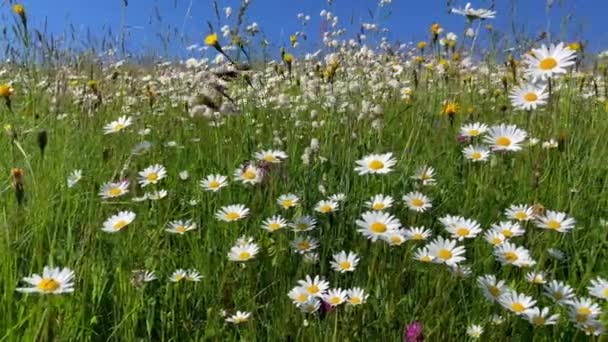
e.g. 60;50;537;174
6;0;608;58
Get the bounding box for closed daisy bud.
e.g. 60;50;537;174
11;168;25;205
37;130;48;157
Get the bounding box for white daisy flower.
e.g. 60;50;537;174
228;241;260;262
505;204;534;221
354;153;397;175
314;199;339;214
323;288;348;306
524;43;576;82
225;311;251;324
403;191;432;212
427;236;466;266
509;84;549;110
543;280;575;305
169;269;202;282
291;236;319;254
346;287;368;305
215;204;249;222
587;277;608;301
460;122;488;138
498;290;537;315
535;210;576;233
138;164;167;187
462;145;490;162
67;169;82;188
102;211;136;233
254;149;288;163
166;219;197;234
524;307;559;326
365;194;394;211
356;211;401;241
234;164;263;185
297;275;329;298
330;251;359;273
99;180;129;199
16;266;75;294
103;115;133;134
494;242;535;267
484;124;528;152
200;174;229;192
261;215;288;232
289;215;317;232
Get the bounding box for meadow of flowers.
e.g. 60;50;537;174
1;0;607;341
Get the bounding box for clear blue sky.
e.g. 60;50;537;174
6;0;608;58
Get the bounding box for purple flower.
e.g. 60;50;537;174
456;134;470;143
319;300;335;316
404;321;424;342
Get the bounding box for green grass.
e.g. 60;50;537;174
0;4;607;340
0;61;605;341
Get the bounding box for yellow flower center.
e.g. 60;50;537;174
410;198;424;207
319;204;333;213
604;288;608;298
511;302;525;313
524;92;538;102
115;123;125;130
390;235;403;245
339;261;352;270
307;285;319;294
577;307;591;316
113;220;128;230
370;222;387;233
329;297;342;305
208;180;221;188
296;293;308;302
532;316;545;326
546;220;561;230
225;212;240;221
109;187;123;197
420;255;432;262
553;292;563;301
268;223;282;231
263;155;277;162
514;211;528;220
437;249;452;260
282;199;294;208
175;225;187;233
412;233;424;240
37;278;60;292
489;286;501;297
490;237;502;245
539;57;557;71
468;129;480;136
298;242;311;250
501;229;513;238
349;297;362;304
496;136;512;147
504;251;519;262
238;251;251;260
243;170;257;180
456;228;470;237
372;202;386;210
471;152;482;160
368;160;385;170
146;173;158;182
